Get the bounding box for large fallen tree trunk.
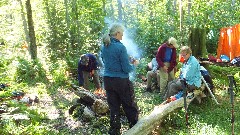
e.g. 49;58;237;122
70;84;109;115
124;90;203;135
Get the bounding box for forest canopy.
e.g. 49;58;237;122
0;0;239;63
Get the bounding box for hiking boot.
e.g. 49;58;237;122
146;87;152;92
108;128;120;135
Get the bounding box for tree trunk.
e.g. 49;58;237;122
188;27;207;58
25;0;37;60
200;28;207;58
117;0;123;22
188;0;191;15
110;0;115;21
179;0;183;44
18;0;30;47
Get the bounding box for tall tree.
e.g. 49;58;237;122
18;0;30;46
25;0;37;59
117;0;123;22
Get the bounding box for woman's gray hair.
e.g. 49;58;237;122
102;23;124;46
180;46;192;54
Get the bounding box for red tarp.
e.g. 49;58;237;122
217;24;240;60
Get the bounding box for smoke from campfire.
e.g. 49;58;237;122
121;29;142;81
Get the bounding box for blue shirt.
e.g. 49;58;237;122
163;47;172;62
101;37;135;78
151;58;158;72
179;56;201;87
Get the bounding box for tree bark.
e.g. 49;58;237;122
25;0;37;60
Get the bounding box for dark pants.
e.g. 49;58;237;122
78;70;101;90
164;79;198;100
104;77;139;135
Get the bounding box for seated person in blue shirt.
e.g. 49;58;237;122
145;50;160;92
163;46;201;100
78;53;101;90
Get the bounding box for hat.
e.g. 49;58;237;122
80;55;89;66
168;37;178;48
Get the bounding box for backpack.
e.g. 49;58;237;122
200;66;214;93
230;56;240;66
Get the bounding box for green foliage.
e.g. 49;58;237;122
14;58;47;85
210;65;240;87
91;116;110;134
0;56;13;82
49;60;68;86
43;0;105;65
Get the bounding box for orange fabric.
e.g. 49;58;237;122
178;54;184;63
217;24;240;60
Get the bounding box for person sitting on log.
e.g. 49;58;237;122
163;46;202;100
78;53;101;91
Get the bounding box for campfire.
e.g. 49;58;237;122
93;88;106;99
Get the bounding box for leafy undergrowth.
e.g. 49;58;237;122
1;47;240;134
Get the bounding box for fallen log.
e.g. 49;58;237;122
70;84;109;115
71;84;97;106
124;90;203;135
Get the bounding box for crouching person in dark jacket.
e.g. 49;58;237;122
78;53;101;90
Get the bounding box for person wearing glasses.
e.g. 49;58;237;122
156;37;178;96
163;46;202;100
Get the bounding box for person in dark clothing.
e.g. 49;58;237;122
78;53;101;90
101;23;139;135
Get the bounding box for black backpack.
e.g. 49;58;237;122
200;66;214;94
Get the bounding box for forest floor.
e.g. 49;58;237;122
37;87;83;134
34;81;150;135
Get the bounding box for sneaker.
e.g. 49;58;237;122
108;129;120;135
187;92;194;99
146;87;152;92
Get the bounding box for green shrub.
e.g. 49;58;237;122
49;60;68;86
14;58;47;85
